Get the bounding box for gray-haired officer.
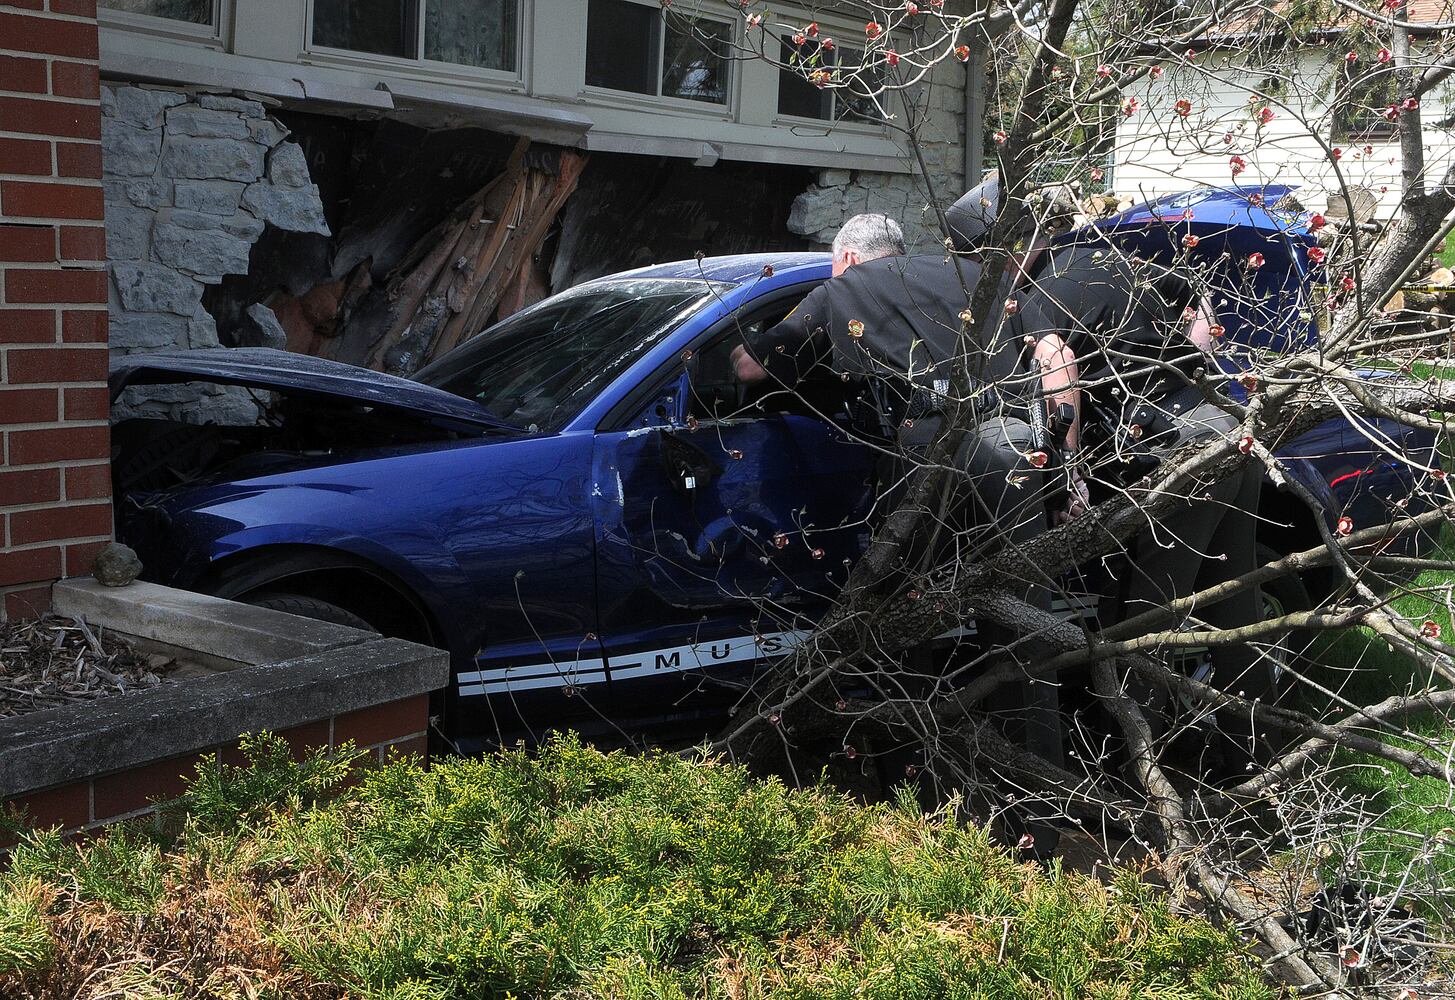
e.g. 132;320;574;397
731;213;1083;528
732;212;1083;853
949;178;1266;766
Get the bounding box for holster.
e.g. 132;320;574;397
1027;395;1076;521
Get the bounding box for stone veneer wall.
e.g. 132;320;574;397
787;58;968;251
100;84;328;421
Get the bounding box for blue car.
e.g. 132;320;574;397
109;188;1439;748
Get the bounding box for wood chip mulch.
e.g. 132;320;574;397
0;615;178;720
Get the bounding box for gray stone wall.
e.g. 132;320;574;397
787;58;967;252
102;85;329;423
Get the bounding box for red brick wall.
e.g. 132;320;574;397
0;0;110;621
4;694;430;836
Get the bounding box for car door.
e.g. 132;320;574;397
590;292;876;717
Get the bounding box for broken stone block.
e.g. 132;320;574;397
151;220;253;281
840;185;870;215
221;210;266;241
108;310;190;351
199;385;263;425
173;179;245;215
240;302;289;349
787;185;845;239
818;168;852;187
165;104;252;140
249;119;288;148
241;181;330;236
196;94;265;117
111;262;202;315
108;86;187;129
266;142;312;188
160;136;266;183
101;117;163;177
189;309;221;349
103;203;155;261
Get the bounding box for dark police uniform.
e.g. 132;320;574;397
744;253;1067;847
743;253;1055;562
1021;241;1263;720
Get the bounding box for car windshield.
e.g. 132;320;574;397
415;278;722;432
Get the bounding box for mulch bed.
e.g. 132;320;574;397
0;615;177;720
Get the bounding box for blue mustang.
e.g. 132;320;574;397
109;188;1438;748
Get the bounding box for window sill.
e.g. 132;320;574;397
580;84;733;121
772;112;891;138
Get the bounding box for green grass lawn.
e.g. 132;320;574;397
1439;231;1455;271
1302;526;1455;920
0;735;1276;1000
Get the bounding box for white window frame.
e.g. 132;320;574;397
98;0;226;46
303;0;527;89
581;0;736;117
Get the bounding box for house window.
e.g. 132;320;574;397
311;0;519;72
98;0;214;25
1333;67;1399;141
585;0;732;105
777;36;885;123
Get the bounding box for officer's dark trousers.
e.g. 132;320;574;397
896;414;1064;847
1106;395;1263;739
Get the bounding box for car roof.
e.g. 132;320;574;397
1094;184;1310;237
610;251;832;285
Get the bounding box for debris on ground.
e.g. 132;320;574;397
0;615;176;719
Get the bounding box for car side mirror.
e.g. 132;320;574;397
659;427;719;492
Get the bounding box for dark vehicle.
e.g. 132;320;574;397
109;189;1439;748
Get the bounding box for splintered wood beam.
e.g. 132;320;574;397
429;148;588;363
364;137;531;370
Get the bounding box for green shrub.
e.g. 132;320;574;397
0;877;51;976
0;734;1275;999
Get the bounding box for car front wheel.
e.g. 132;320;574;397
245;591;379;634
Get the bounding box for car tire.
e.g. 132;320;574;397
1194;544;1312;777
1253;542;1313;701
245;592;379;633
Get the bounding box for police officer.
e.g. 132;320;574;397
731;213;1083;542
732;212;1081;852
949;177;1265;758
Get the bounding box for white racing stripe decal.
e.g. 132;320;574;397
456;596;1107;697
607;630;810;684
457;657;607;697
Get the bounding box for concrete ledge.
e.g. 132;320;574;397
53;579;373;666
3;580;449;799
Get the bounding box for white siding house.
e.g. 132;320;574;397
1113;42;1455;219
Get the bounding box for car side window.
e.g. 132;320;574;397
684;316;768;420
686;300;860;423
614;287;853;430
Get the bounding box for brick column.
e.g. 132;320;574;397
0;0;109;620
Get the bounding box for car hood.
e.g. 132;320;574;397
110;348;519;432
